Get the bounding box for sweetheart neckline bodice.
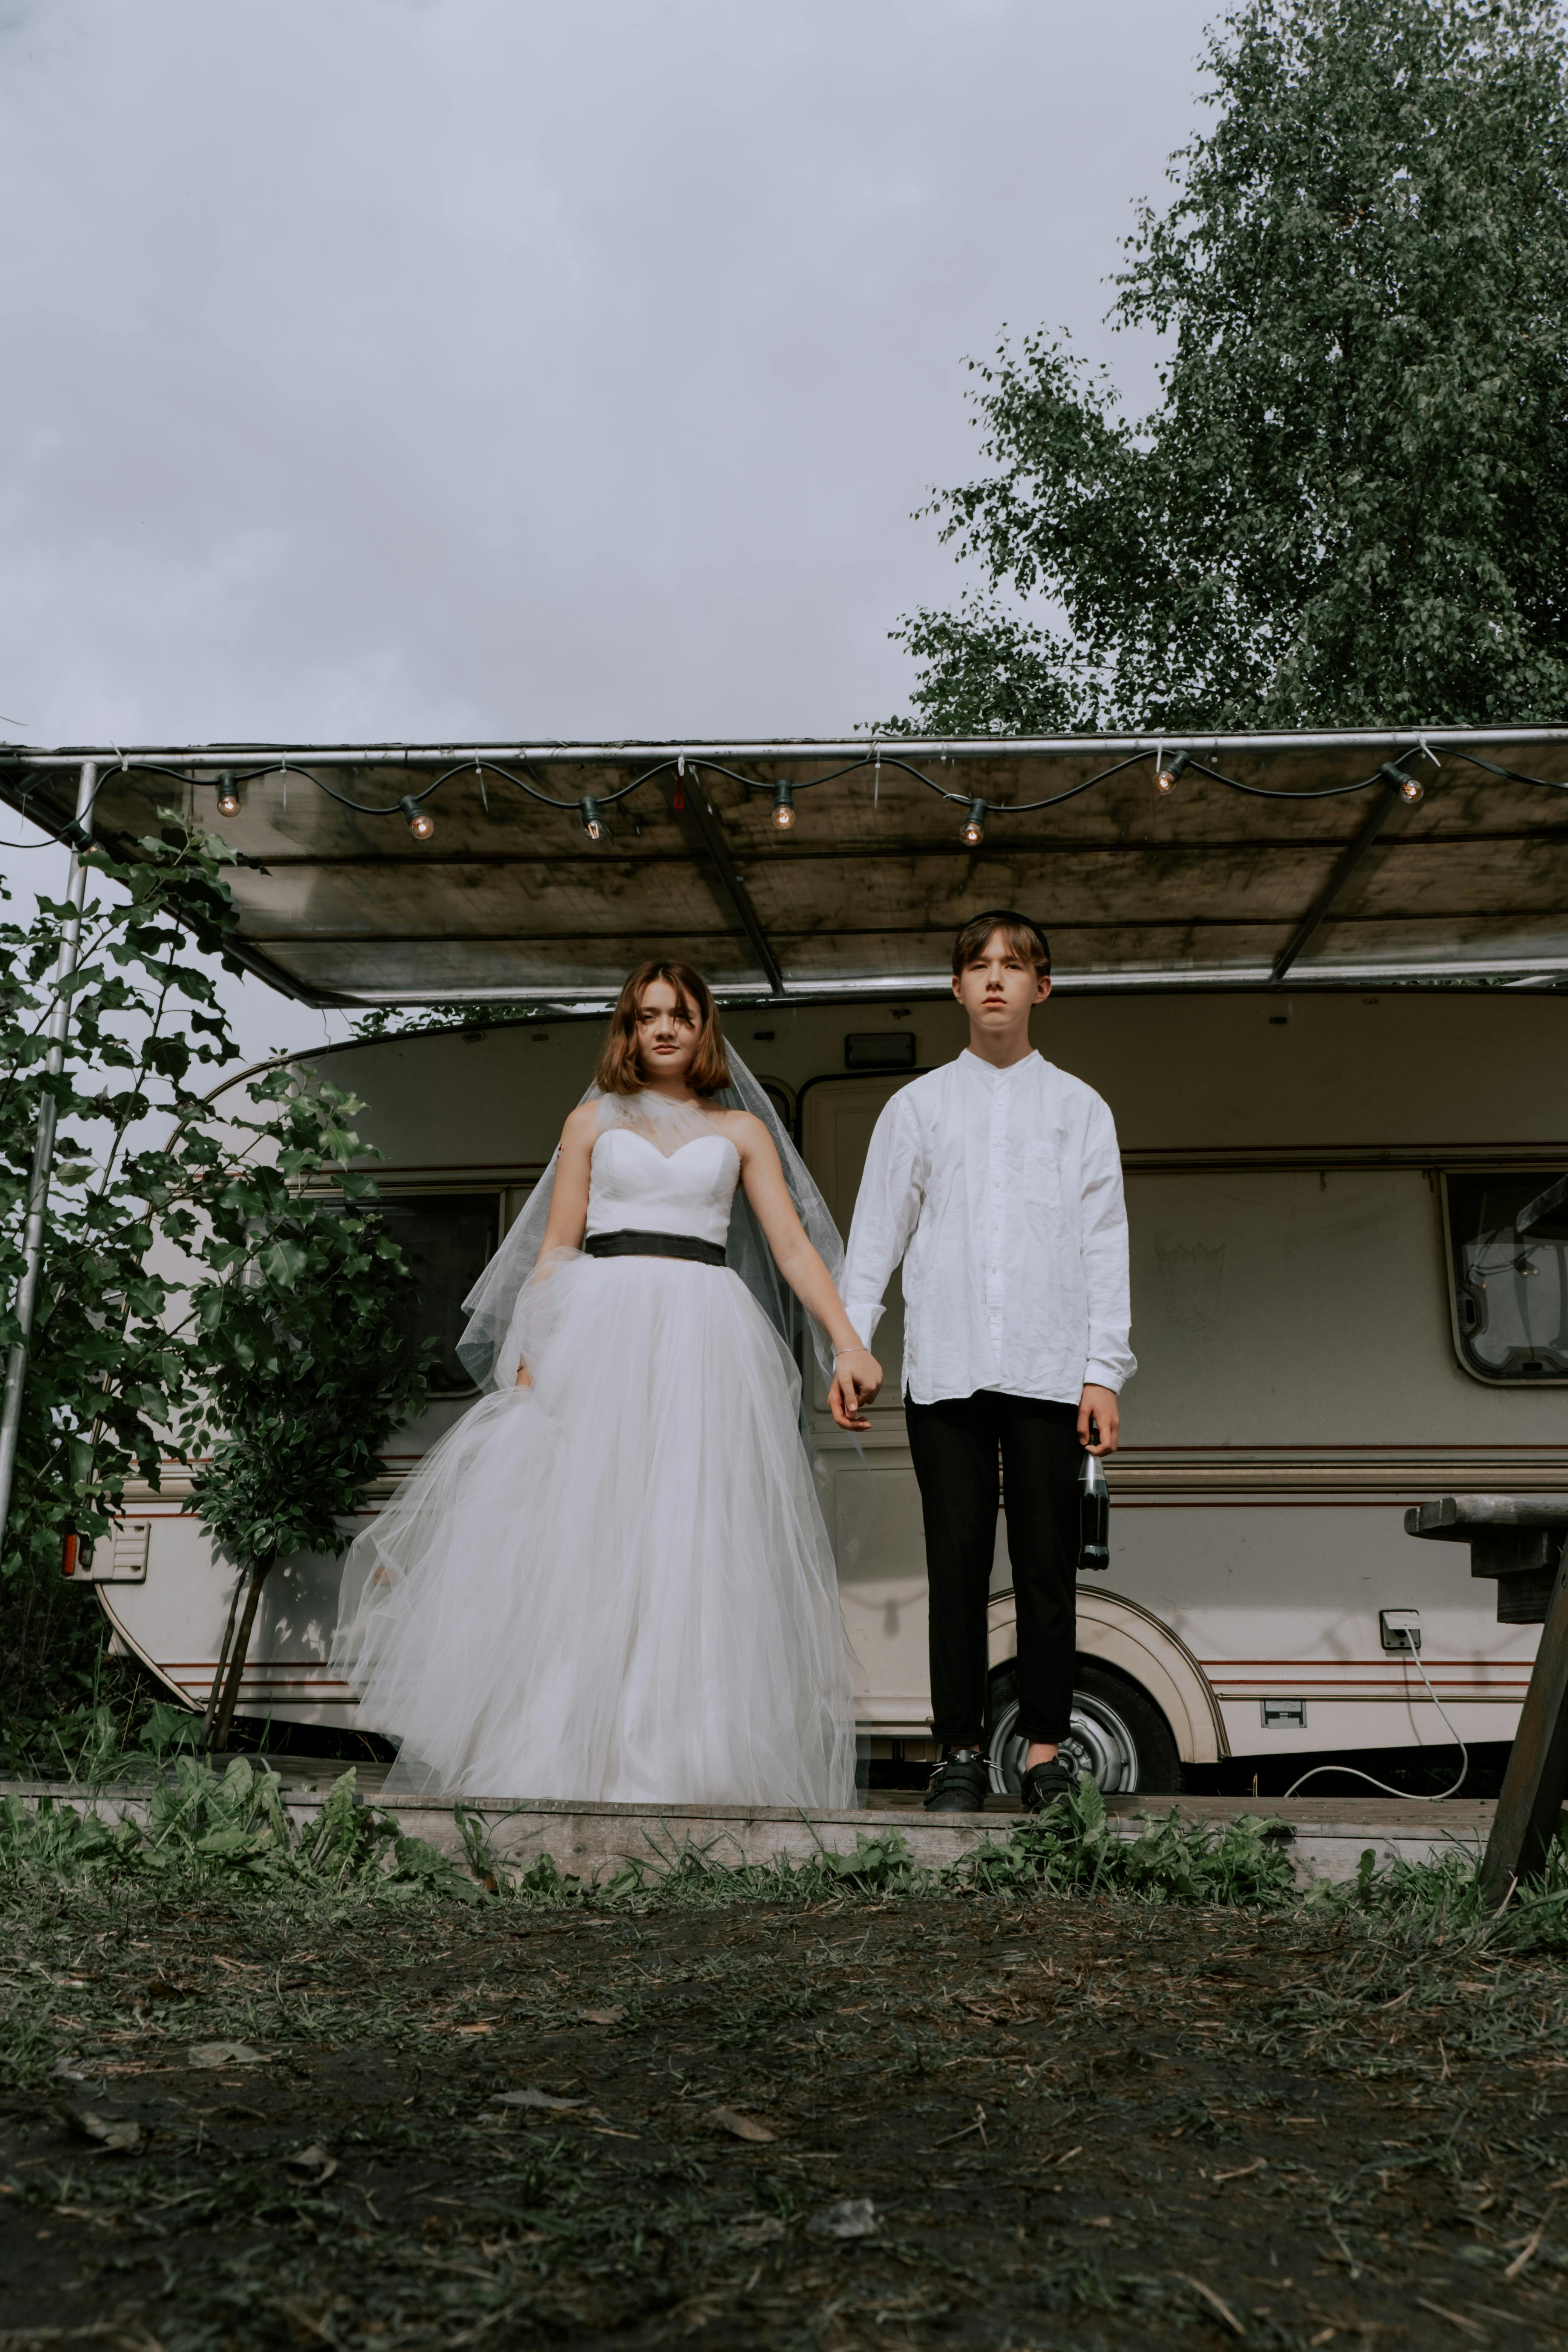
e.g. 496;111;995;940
598;1126;739;1167
584;1124;741;1249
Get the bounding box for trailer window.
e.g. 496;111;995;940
369;1192;502;1393
1446;1171;1568;1382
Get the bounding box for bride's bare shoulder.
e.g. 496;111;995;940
559;1101;602;1150
708;1105;773;1153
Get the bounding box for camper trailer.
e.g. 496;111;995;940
6;730;1566;1796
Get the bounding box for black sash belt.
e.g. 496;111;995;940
584;1228;726;1268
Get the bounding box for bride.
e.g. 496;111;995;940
332;961;884;1808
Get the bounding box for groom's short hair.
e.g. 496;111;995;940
952;910;1051;980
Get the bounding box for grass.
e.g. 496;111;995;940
5;1834;1568;2349
6;1764;1568;2344
9;1747;1568;1946
0;1754;1302;1913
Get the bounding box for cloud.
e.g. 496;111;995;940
0;0;1210;749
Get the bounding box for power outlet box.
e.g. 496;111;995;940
1260;1697;1307;1729
1380;1607;1422;1653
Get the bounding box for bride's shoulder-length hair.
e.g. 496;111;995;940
595;960;733;1096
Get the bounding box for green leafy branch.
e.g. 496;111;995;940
888;0;1568;735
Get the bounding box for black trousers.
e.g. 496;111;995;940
905;1390;1081;1749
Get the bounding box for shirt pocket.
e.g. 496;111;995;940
1021;1145;1065;1225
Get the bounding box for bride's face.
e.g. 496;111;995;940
634;978;700;1084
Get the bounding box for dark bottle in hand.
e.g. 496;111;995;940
1078;1427;1109;1572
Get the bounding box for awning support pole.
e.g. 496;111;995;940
1270;768;1410;984
0;760;98;1564
657;769;786;997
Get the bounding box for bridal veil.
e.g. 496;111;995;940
456;1047;845;1394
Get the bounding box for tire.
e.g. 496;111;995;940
986;1658;1183;1798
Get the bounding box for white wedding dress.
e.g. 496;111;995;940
332;1113;859;1808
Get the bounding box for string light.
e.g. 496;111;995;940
1379;762;1424;804
75;737;1495;858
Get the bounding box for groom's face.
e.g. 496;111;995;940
951;929;1052;1034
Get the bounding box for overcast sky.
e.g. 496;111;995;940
2;0;1215;1057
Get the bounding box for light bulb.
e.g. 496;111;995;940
400;794;435;842
580;796;609;843
1155;750;1190;795
962;797;988;846
215;773;241;819
1379;762;1424;804
771;782;796;831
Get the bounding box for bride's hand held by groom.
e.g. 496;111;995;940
730;1113;883;1432
827;1344;882;1431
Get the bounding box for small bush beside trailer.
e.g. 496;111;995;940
83;983;1568;1797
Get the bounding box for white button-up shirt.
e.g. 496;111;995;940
841;1050;1135;1407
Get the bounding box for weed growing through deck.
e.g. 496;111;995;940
12;1755;1568;1951
1;1764;1308;1926
0;1756;481;1904
963;1775;1302;1906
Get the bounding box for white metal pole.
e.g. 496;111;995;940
10;722;1568;769
0;759;97;1560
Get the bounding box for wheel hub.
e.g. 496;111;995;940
987;1689;1141;1797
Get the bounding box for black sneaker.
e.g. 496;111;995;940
1020;1754;1081;1814
924;1750;989;1813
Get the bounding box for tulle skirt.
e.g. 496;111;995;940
332;1253;858;1807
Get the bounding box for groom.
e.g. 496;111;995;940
831;913;1134;1815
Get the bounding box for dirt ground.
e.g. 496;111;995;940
4;1883;1568;2351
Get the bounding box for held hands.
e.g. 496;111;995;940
828;1346;882;1431
1078;1383;1119;1455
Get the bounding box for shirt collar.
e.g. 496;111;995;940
961;1048;1038;1087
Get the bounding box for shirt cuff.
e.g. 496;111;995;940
843;1300;885;1350
1083;1363;1125;1394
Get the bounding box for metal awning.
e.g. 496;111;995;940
5;727;1568;1004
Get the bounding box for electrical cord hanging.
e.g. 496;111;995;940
1187;757;1409;801
11;734;1568;850
1450;747;1568;793
1283;1632;1470;1802
0;761;118;851
73;742;1395;823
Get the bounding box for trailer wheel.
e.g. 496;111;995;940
986;1660;1182;1798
